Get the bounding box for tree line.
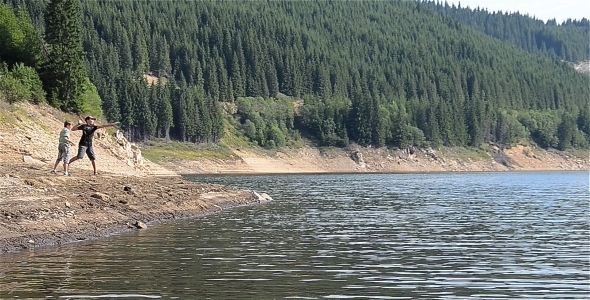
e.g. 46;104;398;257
1;0;588;150
425;0;589;62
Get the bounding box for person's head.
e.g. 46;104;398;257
85;116;96;125
64;121;73;129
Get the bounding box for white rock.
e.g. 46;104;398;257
23;155;45;165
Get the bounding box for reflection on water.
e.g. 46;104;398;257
1;172;588;299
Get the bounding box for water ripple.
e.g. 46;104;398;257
1;171;588;299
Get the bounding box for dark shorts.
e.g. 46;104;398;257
56;144;70;163
77;145;96;160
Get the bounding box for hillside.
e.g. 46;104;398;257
4;0;589;151
426;1;589;62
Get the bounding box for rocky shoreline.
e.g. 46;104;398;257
0;163;264;253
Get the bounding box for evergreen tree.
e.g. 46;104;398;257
132;34;149;76
42;0;87;112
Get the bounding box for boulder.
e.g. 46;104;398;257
252;190;273;202
351;151;364;164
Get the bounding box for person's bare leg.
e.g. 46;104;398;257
52;160;60;172
91;160;97;175
69;157;79;165
63;162;69;174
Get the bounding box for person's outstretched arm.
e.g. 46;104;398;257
96;122;119;129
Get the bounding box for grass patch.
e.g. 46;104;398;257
0;109;16;126
219;118;254;149
448;147;491;159
0;101;21;127
569;149;589;160
522;148;533;157
319;146;342;158
141;140;234;162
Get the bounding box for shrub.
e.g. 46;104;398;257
10;63;45;103
79;78;102;118
0;73;29;103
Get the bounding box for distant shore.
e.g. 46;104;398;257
146;145;589;175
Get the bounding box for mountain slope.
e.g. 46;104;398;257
4;0;589;149
425;1;590;62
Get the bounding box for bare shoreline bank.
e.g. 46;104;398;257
0;163;262;253
149;145;589;175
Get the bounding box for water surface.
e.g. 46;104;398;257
1;171;588;299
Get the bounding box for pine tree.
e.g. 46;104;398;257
132;33;150;76
159;81;174;142
42;0;87;112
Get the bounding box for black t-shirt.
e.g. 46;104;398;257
78;125;98;146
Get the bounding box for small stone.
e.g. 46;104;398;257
28;239;35;244
65;202;71;208
91;192;111;201
23;155;45;165
123;186;133;192
134;221;147;229
119;199;128;204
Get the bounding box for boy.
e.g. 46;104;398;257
68;116;119;176
51;121;76;176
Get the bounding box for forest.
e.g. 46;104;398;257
1;0;588;150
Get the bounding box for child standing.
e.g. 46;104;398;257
51;121;76;176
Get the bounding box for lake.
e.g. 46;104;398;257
1;171;588;299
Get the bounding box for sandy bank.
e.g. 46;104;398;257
151;144;589;175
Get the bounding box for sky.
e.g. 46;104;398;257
447;0;589;23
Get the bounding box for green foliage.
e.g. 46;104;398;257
242;119;256;140
300;95;351;147
78;78;102;119
495;111;527;147
236;96;297;148
0;73;29;103
404;125;428;148
268;123;286;147
427;1;590;61
0;62;44;104
10;63;44;103
6;0;588;150
141;139;234;162
518;110;560;148
0;4;41;68
556;112;577;150
42;0;87;112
